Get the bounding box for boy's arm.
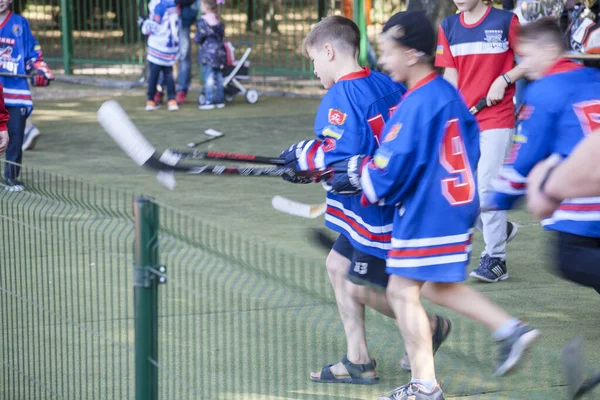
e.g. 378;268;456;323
360;117;422;205
486;15;525;105
434;24;458;87
443;68;458;88
23;19;53;86
487;93;554;210
0;83;8;156
142;3;166;35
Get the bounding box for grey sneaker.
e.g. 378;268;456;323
378;383;444;400
470;255;509;283
494;323;540;376
400;315;452;371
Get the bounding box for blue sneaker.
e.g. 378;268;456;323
470;255;509;283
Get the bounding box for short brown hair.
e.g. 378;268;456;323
519;17;566;51
301;16;360;58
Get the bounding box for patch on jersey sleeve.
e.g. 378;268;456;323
322;137;337;152
517;105;534;121
512;131;528;144
328;109;347;126
12;24;22;37
322;125;344;140
383;123;402;143
436;45;444;55
373;147;393;169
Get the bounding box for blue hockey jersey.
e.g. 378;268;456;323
361;73;480;282
0;12;45;110
296;68;406;258
490;59;600;238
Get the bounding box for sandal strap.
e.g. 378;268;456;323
432;315;452;353
341;355;376;377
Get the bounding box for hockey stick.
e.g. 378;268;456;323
562;336;600;399
470;98;487;115
97;100;332;189
271;195;326;218
0;72;29;79
169;149;283;165
187;129;224;148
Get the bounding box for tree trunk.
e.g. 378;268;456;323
406;0;457;29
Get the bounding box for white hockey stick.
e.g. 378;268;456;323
97;100;323;190
271;195;326;219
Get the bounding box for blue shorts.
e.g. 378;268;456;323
332;234;389;289
555;231;600;294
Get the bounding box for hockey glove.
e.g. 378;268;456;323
279;141;316;184
325;155;371;195
30;61;53;87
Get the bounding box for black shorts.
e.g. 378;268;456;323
332;234;389;289
554;231;600;293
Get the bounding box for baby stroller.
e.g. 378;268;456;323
197;41;259;105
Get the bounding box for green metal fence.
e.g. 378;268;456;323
1;161;585;400
12;0;404;86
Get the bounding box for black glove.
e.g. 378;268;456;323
279;141;316;184
324;155;370;195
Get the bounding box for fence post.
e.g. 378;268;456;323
353;0;368;66
134;197;159;400
317;0;328;21
59;0;74;74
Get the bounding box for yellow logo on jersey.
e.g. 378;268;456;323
374;154;390;169
436;45;444;55
322;126;343;140
512;133;528;144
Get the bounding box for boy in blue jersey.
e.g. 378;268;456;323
326;12;539;399
280;16;452;384
0;0;53;191
487;18;600;295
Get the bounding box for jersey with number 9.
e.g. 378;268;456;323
361;74;480;283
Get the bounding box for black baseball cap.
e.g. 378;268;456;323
382;11;435;56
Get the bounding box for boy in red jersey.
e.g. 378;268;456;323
435;0;524;283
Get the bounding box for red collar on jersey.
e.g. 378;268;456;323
405;72;437;96
460;6;492;29
0;12;12;30
338;67;371;82
544;58;583;76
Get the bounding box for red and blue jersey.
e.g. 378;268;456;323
435;6;520;131
491;59;600;238
0;12;45;111
361;74;480;282
296;68;406;259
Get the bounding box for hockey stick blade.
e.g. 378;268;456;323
271;196;326;218
310;228;336;251
187;129;225;148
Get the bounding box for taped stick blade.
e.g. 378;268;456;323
97;100;156;166
204;128;224;137
271;196;325;219
562;336;586;400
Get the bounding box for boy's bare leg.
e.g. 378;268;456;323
422;282;512;332
310;249;375;378
387;275;435;381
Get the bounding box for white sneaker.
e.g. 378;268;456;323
215;103;225;109
145;100;160;111
167;100;179;111
22;124;41;151
199;103;215;110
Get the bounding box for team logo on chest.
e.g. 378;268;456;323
484;29;508;50
328;108;347;125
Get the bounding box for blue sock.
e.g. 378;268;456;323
494;318;520;340
411;377;438;392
